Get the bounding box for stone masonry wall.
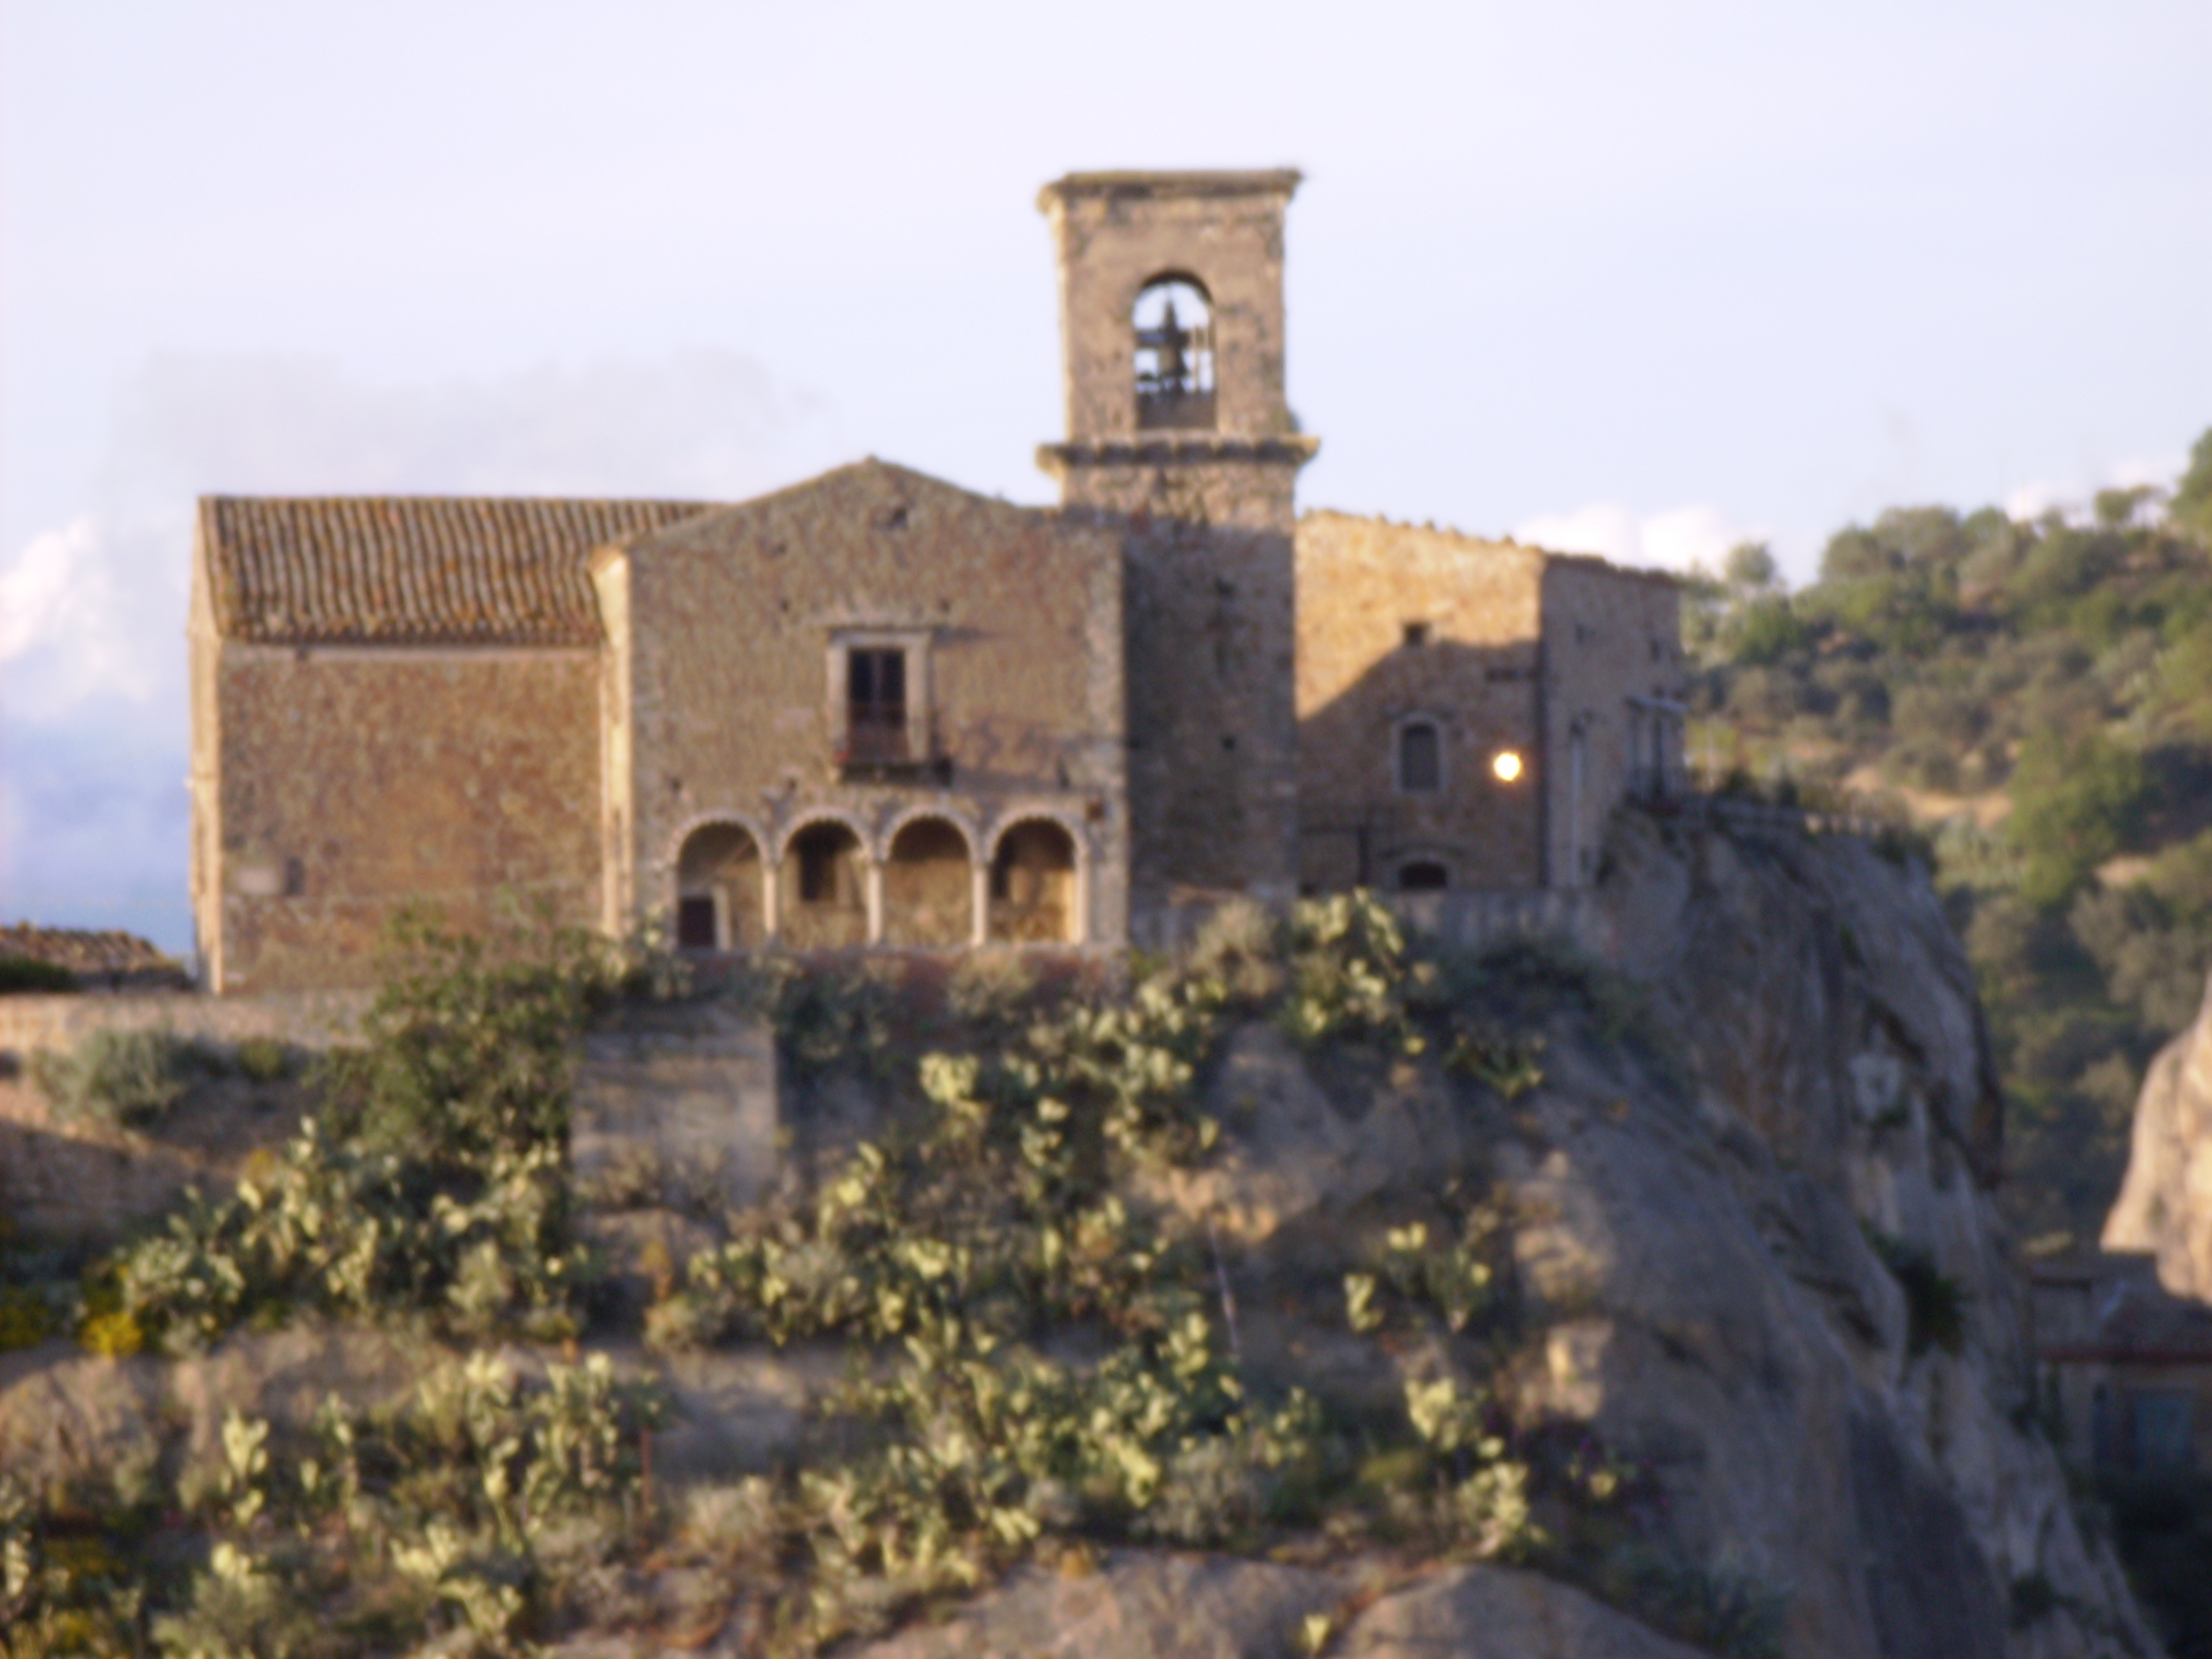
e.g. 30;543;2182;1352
205;644;602;992
1294;512;1547;893
0;990;777;1243
1538;560;1683;888
607;462;1130;948
1094;472;1303;926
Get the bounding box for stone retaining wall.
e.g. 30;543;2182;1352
0;989;373;1065
0;989;779;1244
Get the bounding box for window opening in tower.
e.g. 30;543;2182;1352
1133;276;1216;430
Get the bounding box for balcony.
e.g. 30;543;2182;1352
836;701;950;784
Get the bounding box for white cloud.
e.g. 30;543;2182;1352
2005;452;2188;527
1513;500;1767;577
1;512;190;722
0;518;101;662
1512;503;1641;565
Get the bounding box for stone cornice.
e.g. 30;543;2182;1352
1038;169;1303;210
1036;435;1321;476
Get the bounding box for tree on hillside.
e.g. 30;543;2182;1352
1690;427;2212;1250
2172;428;2212;541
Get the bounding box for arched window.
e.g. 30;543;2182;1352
674;823;763;951
1398;720;1442;794
988;820;1080;944
1397;860;1450;892
1133;275;1215;430
883;817;974;948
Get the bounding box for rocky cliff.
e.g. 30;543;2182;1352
2104;978;2212;1299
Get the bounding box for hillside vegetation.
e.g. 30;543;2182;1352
1687;426;2212;1249
0;907;1755;1659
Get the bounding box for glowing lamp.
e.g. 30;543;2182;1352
1492;750;1525;783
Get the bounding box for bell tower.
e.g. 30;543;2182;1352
1038;171;1318;935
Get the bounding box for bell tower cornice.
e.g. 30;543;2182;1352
1036;433;1320;483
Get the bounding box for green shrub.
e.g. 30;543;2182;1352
0;1350;671;1659
1870;1234;1970;1357
31;1028;199;1128
1593;1545;1788;1659
230;1036;294;1084
323;907;621;1166
0;957;76;995
0;1286;55;1351
1282;890;1420;1052
2008;731;2152;909
98;909;618;1353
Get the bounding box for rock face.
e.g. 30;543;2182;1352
844;1553;1712;1659
2103;979;2212;1298
1547;812;2151;1657
830;808;2156;1659
1134;808;2155;1659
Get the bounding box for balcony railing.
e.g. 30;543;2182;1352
842;702;909;764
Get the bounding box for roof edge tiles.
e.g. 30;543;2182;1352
199;495;717;647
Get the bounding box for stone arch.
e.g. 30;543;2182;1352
778;814;870;951
882;813;976;948
771;807;878;867
1132;273;1215;431
987;815;1084;945
672;817;768;949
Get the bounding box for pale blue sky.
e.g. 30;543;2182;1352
4;1;2209;950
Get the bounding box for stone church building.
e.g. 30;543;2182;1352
189;171;1683;994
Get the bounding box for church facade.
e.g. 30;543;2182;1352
188;171;1683;994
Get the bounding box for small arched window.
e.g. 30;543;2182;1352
1398;720;1442;794
1398;861;1450;892
1133;275;1215;430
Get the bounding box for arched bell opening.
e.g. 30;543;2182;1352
987;819;1080;944
882;816;975;948
674;822;764;950
779;819;869;951
1132;274;1215;431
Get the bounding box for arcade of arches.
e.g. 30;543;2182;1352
671;816;1082;951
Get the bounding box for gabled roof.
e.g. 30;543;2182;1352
199;495;714;646
608;458;1065;567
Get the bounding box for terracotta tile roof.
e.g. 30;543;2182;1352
199;495;714;646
